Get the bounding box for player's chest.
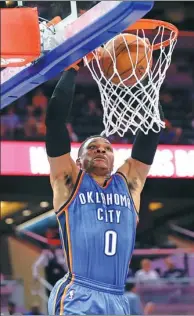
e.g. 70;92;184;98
71;189;134;226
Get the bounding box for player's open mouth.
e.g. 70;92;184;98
94;156;107;162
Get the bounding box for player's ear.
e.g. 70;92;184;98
76;157;81;168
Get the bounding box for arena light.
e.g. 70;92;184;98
1;141;194;178
5;1;14;7
149;202;164;212
5;218;14;224
22;209;31;216
40;201;49;208
1;201;27;218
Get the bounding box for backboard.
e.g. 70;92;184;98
0;1;154;109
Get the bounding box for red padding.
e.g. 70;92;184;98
0;7;41;67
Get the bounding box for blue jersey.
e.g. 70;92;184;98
56;170;138;288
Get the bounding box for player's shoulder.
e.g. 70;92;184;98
114;171;128;182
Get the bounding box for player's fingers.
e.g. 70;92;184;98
96;47;104;59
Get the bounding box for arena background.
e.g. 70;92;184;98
1;1;194;315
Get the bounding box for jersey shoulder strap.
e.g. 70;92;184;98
116;171;139;218
56;169;84;216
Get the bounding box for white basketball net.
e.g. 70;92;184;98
84;22;178;136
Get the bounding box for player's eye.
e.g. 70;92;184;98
106;146;112;151
88;145;96;150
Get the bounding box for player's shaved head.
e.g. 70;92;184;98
78;135;110;158
77;135;114;176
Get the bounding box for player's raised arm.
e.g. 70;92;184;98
118;103;164;209
45;68;80;208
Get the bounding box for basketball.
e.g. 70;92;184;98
100;33;152;86
1;1;192;315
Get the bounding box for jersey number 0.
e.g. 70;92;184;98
104;230;117;256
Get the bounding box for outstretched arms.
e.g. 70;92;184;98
118;103;164;211
45;68;79;209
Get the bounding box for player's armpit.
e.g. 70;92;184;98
52;176;74;211
117;157;150;193
49;154;79;210
49;153;79;183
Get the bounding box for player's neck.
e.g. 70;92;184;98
90;173;110;187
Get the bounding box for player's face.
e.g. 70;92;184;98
79;137;114;176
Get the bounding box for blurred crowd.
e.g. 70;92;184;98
146;1;194;31
1;55;194;144
5;301;42;315
1;2;194;145
1;251;190;315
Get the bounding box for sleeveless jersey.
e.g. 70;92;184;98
56;170;138;288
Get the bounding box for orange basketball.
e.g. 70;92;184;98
100;33;152;86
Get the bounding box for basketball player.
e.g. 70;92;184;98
46;61;164;315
